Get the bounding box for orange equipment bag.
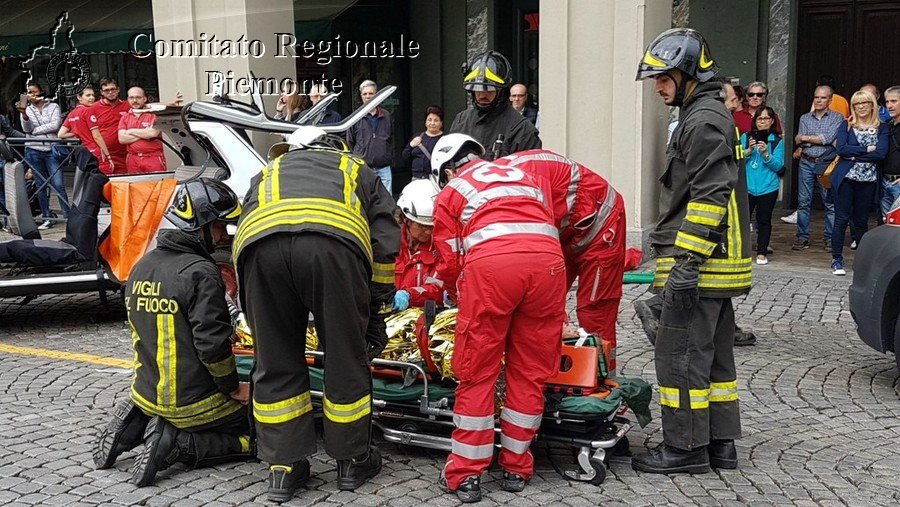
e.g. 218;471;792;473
99;179;178;282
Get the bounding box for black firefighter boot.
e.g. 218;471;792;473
130;417;179;487
632;443;711;475
336;445;383;491
708;440;738;469
267;460;311;504
93;399;150;469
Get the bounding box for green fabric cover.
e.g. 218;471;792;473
556;376;653;427
237;355;652;426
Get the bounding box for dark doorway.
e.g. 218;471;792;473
789;0;900;207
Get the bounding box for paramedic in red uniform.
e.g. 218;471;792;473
392;179;443;310
58;86;106;161
495;149;626;374
88;78;130;174
430;134;566;503
118;86;167;174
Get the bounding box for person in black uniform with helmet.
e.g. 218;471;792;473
449;50;541;160
632;28;752;475
234;126;400;503
93;177;254;487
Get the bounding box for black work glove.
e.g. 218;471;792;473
365;301;391;361
663;261;700;311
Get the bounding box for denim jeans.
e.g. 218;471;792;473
832;179;876;262
24;148;69;219
796;158;833;242
880;178;900;217
374;165;392;195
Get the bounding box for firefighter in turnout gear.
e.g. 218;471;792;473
449;50;541;161
97;178;253;487
234;126;400;503
431;134;567;503
632;28;750;474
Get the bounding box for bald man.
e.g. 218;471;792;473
118;87;167;174
509;83;540;130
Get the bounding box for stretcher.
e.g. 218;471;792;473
234;306;651;485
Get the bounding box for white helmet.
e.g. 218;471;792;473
267;126;328;161
397;179;439;226
430;133;485;188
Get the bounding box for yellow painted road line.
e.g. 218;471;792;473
0;344;133;369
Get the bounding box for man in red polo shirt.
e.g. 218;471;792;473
88;78;131;174
118;87;167;174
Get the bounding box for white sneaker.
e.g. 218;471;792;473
780;211;798;224
37;220;53;230
756;256;768;265
850;240;857;250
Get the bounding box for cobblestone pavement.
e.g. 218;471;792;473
0;267;898;506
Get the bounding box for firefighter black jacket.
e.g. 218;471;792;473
126;229;242;429
233;147;401;304
650;82;752;298
450;99;542;160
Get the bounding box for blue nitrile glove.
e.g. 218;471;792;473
393;290;410;311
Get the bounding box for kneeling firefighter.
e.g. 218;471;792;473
431;134;567;503
632;28;751;474
93;178;254;487
233;127;400;503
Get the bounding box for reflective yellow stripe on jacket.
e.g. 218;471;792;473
233;197;372;263
653;257;752;291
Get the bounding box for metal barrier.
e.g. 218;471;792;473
1;137;82;227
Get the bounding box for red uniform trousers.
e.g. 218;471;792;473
126;152;167;174
444;251;566;488
563;199;626;374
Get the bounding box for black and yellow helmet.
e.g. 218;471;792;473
463;50;512;92
636;28;718;82
166;178;242;232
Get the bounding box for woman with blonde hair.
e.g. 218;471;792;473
829;90;890;275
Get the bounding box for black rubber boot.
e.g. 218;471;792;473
267;460;311;504
734;327;757;347
93;399;150;470
336;446;382;491
633;299;661;346
499;471;527;492
631;444;711;475
130;417;178;487
190;432;255;468
439;474;482;503
708;440;738;469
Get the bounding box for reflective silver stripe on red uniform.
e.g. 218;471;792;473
423;276;444;288
460;186;547;224
571;189;619;253
504;152;581;228
454;414;494;431
500;434;532;454
462;222;559;252
451;440;494;460
499;407;542;429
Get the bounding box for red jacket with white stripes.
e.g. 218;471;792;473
433;159;562;296
395;230;444;307
495;149;620;249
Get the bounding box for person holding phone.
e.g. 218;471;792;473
741;106;784;265
19;82;67;229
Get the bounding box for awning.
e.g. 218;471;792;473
0;29;152;58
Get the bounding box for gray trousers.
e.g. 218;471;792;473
655;296;742;450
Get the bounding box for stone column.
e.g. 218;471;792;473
151;0;296;153
539;0;673;252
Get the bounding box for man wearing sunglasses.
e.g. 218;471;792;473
88;78;131;174
732;81;782;134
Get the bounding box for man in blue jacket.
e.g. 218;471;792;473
347;80;394;194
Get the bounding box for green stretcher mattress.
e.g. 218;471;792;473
236;355;652;425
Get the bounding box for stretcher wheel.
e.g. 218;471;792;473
587;458;607;485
